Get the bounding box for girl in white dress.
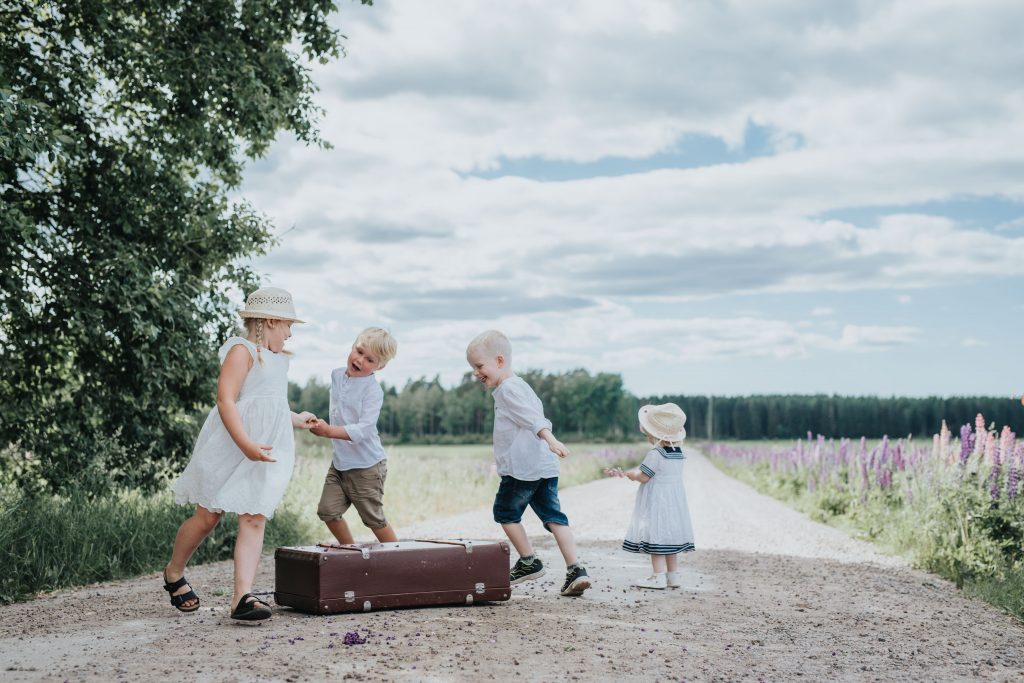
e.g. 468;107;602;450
164;287;316;620
605;403;695;590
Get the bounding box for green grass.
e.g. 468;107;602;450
0;435;643;604
287;431;644;540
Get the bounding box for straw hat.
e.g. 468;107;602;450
638;403;687;442
239;287;305;323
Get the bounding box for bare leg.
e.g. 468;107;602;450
232;513;267;609
666;554;679;572
325;519;355;544
165;506;222;608
501;523;535;558
651;554;668;574
548;523;578;566
371;523;398;542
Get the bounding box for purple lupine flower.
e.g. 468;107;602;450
343;632;367;645
1006;444;1021;501
958;424;973;467
989;436;1003;501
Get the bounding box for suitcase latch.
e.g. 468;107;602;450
464;540;473;554
475;582;485;594
344;591;355;603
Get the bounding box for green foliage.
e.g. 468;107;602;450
0;0;371;494
291;375;1022;443
290;369;641;442
648;394;1023;439
0;483;317;605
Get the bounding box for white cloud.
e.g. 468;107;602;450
240;0;1024;394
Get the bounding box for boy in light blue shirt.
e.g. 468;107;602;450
311;327;398;543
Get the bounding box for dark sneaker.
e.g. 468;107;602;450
510;557;545;585
560;565;591;597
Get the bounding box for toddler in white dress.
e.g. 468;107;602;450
165;287;316;620
605;403;695;589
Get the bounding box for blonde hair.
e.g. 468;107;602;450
355;327;398;369
466;329;512;363
242;317;292;364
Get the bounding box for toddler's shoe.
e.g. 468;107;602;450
666;571;682;588
560;564;591;597
634;573;667;590
510;557;545;585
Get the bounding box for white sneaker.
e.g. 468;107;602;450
666;571;681;588
633;573;667;590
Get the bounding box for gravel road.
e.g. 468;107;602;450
2;448;1022;682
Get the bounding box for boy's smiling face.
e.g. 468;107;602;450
467;349;509;388
346;342;381;377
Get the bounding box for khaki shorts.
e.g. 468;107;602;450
316;461;388;529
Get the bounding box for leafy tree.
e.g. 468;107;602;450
1;0;371;494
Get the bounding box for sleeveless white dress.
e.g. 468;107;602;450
172;337;295;518
622;446;695;555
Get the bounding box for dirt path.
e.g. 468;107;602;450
3;449;1023;682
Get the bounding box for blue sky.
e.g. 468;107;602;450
240;0;1024;398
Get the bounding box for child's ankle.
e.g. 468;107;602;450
520;554;536;564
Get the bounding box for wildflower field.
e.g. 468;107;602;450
706;414;1024;620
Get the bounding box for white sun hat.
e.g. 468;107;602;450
239;287;305;323
638;403;687;442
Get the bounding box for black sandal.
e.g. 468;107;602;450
231;593;272;621
162;572;200;613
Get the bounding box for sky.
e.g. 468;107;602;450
239;0;1024;398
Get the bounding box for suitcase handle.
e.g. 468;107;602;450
316;542;371;559
414;539;474;554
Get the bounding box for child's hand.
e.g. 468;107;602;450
296;411;318;428
548;439;569;458
310;419;331;437
604;467;626;479
243;441;276;463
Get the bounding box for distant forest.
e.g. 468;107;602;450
288;369;1023;442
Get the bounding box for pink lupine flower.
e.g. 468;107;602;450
999;426;1015;466
974;414;987;456
939;420;951;462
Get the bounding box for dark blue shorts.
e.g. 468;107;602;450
492;476;569;532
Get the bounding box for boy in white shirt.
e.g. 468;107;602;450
466;330;592;597
311;327;399;544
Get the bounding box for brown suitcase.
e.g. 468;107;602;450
274;539;512;614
